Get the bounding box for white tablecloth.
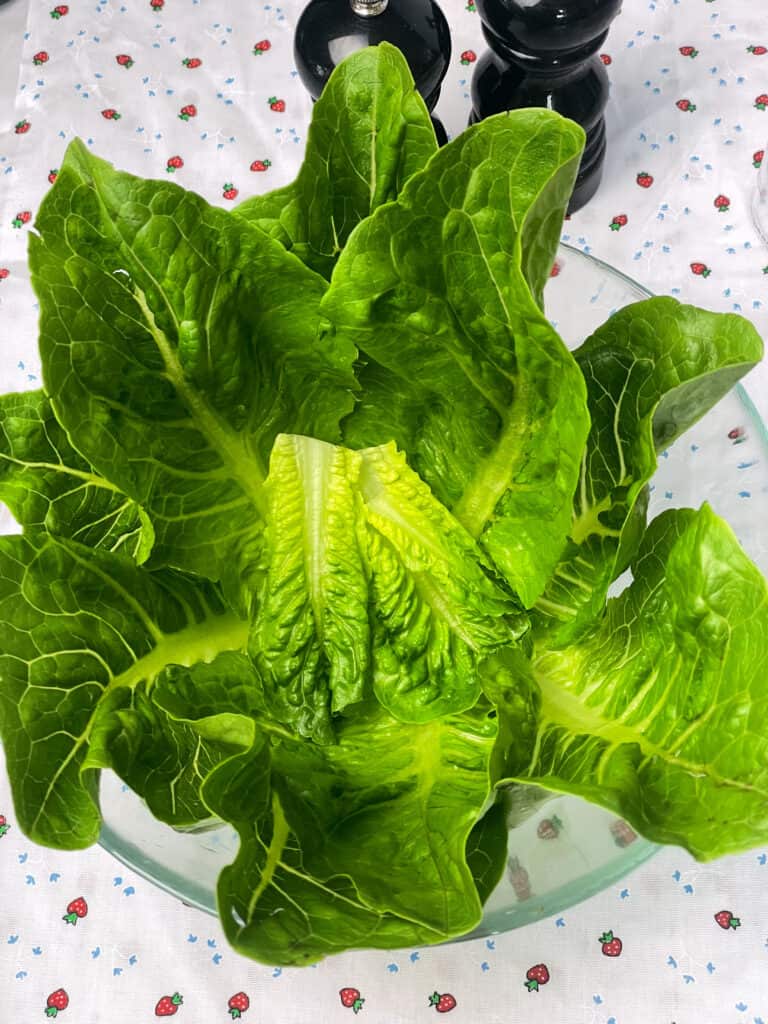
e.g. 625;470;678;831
1;0;767;1021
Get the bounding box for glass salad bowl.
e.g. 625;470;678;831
97;243;768;940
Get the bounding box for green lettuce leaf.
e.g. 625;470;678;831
268;697;498;934
83;682;244;829
0;532;247;847
29;139;357;580
465;797;509;904
503;504;768;860
235;42;437;279
321;109;590;606
154;652;270;740
156;670;500;963
0;390;154;563
249;434;525;739
158;651;501;954
533;298;764;646
201;737;447;966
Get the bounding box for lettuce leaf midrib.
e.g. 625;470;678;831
132;285;268;510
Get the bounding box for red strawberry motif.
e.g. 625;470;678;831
178;104;197;120
50;5;69;17
116;54;134;68
33;51;50;65
166;155;184;173
253;39;271;54
537;815;562;840
714;909;741;929
429;992;457;1013
748;45;768;55
222;183;239;200
679;45;698;58
525;964;550;992
63;896;88;925
756;93;768;110
714;193;730;212
754;149;764;168
15;120;31;135
45;990;69;1018
0;812;10;833
48;168;58;184
249;159;271;172
155;993;183;1017
339;988;364;1013
690;261;711;277
268;96;286;112
466;0;476;10
609;820;637;847
599;53;612;65
610;213;628;231
549;260;561;277
227;992;250;1019
12;210;32;228
636;170;654;188
508;856;532;901
728;426;746;443
182;57;202;69
600;930;623;957
101;109;121;120
676;98;696;112
460;50;477;65
150;0;164;9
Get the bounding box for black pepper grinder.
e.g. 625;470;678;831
294;0;452;145
469;0;622;212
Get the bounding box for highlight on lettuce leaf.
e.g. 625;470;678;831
0;43;766;966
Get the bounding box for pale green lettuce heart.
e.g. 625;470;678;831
249;434;526;740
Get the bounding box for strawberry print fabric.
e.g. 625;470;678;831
1;0;767;1021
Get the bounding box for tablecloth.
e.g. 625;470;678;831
0;0;767;1021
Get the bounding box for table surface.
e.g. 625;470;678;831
1;1;767;1021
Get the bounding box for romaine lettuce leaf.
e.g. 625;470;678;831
321;109;590;607
533;298;764;646
0;532;246;847
201;737;448;965
501;504;768;859
158;666;500;962
83;682;245;829
235;42;437;279
268;698;498;934
29;139;357;581
0;390;154;563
